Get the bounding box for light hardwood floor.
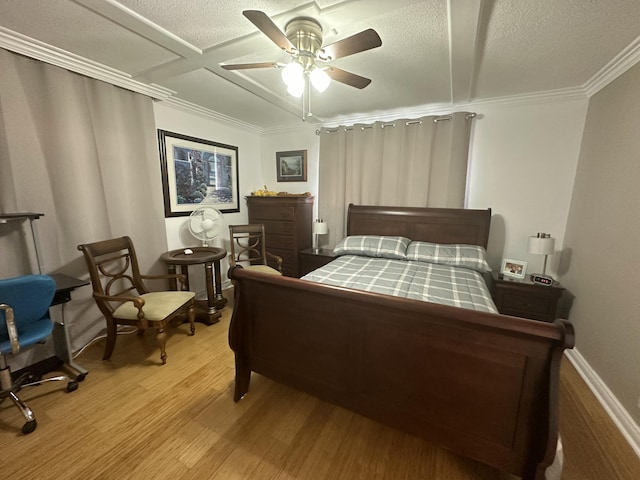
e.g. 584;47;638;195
1;302;639;479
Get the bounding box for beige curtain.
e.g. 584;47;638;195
0;49;167;367
317;113;473;247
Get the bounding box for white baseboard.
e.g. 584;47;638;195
565;349;640;457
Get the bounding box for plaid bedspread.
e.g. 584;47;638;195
301;255;498;313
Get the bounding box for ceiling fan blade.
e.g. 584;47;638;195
243;10;295;52
221;62;280;70
320;29;382;60
326;67;372;89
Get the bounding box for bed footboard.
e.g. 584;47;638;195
228;266;574;480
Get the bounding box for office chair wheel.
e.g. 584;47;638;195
66;381;78;393
76;373;86;382
22;419;37;434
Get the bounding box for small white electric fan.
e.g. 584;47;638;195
188;206;222;246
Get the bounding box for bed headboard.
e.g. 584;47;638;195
346;204;492;248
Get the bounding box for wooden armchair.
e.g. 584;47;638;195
77;236;195;365
228;224;283;275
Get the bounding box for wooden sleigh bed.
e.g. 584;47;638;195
228;204;574;480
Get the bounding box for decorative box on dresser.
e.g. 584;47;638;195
246;195;314;277
489;272;565;323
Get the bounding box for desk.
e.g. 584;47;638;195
160;247;227;326
50;273;90;380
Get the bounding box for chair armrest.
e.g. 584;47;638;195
93;292;145;311
93;292;148;326
266;252;284;273
0;303;20;354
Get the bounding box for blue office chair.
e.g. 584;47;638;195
0;274;78;434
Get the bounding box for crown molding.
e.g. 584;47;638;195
584;35;640;97
1;26;638;133
0;27;174;100
469;86;588;108
316;87;589;129
159;97;263;134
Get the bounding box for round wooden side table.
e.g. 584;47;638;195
160;246;228;325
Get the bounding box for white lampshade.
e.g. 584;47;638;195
527;234;555;255
281;61;303;86
310;67;331;92
287;82;304;98
313;220;329;235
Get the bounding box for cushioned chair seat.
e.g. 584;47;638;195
113;291;195;321
228;224;284;275
78;236;196;365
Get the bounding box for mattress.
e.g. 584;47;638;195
301;254;498;313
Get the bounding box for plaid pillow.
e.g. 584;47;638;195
406;241;491;272
333;235;410;260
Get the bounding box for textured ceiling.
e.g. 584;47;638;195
1;0;639;131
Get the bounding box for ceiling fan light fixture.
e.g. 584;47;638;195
287;82;304;98
229;11;381;120
281;61;304;87
310;67;330;92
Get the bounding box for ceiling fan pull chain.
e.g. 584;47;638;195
301;81;306;121
308;81;313;118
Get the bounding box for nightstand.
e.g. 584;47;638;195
298;248;338;277
490;272;565;322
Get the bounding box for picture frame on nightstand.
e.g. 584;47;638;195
500;258;527;279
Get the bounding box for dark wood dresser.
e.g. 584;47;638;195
246;195;314;277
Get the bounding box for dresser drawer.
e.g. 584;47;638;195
501;292;551;315
260;220;295;236
249;205;295;221
266;234;296;251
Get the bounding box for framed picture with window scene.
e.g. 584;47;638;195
158;129;239;217
276;150;307;182
500;258;528;279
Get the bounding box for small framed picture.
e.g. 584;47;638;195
276;150;307;182
500;259;528;279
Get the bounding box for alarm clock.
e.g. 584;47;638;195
531;274;553;286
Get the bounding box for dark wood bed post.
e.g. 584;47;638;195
228;265;251;401
531;319;575;480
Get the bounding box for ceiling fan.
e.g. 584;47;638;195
221;10;382;94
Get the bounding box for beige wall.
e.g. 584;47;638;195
467;99;587;272
561;62;640;425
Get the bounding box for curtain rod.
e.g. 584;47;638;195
316;112;476;134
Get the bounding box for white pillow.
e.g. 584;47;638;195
333;235;410;260
406;241;491;272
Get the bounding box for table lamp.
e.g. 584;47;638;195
312;219;328;253
527;232;555;284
